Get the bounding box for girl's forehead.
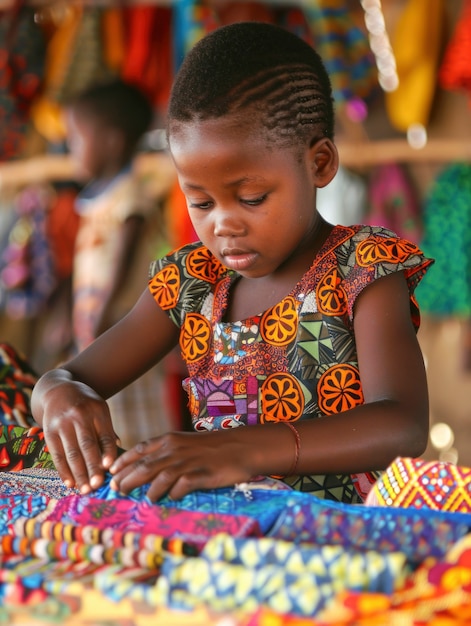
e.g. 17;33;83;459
170;114;253;139
168;115;286;160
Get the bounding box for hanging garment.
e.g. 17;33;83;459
385;0;445;132
31;3;114;143
120;5;173;112
439;0;471;98
415;162;471;316
172;0;219;72
302;0;378;107
0;0;46;160
366;163;423;244
101;5;126;73
0;186;57;320
54;6;114;103
275;5;314;44
121;5;159;91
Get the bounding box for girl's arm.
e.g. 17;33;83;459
31;288;180;493
109;271;430;501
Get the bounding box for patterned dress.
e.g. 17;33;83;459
148;225;433;503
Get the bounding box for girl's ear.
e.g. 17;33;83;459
308;138;339;188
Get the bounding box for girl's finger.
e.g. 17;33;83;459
45;431;80;490
67;425;105;493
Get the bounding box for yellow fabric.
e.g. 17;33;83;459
30;3;84;143
385;0;445;132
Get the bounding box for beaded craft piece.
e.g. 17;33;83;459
366;456;471;512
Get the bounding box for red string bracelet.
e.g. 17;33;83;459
282;421;301;476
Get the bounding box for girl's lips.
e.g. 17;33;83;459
223;251;258;272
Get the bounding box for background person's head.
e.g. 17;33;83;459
65;79;154;180
167;21;335;156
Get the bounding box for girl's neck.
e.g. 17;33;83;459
224;217;334;322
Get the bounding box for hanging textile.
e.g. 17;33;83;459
301;0;378;109
366;163;423;244
122;4;173;113
416;162;471;317
172;0;219;72
439;0;471;98
101;5;126;73
0;186;57;320
31;3;115;144
385;0;445;132
0;0;46;160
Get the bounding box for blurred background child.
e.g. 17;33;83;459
62;78;173;447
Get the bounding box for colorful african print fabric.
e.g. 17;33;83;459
0;343;37;428
1;451;471;621
0;425;52;471
148;225;433;503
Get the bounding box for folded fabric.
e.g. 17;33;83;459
156;533;408;616
269;492;471;565
0;344;37;428
0;426;53;471
366;456;471;512
36;492;262;550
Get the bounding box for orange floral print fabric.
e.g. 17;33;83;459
148;225;433;502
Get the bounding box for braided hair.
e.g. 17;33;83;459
168;22;334;150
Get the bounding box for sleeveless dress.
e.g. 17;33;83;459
148;225;433;503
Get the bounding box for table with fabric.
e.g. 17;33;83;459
1;423;471;625
1;340;471;623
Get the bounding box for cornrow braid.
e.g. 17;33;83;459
168;22;334;148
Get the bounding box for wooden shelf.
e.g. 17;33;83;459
337;139;471;167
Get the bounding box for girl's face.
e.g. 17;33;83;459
169;116;331;279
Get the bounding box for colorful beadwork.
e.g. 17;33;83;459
368;456;471;512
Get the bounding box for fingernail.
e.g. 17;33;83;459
102;454;113;469
90;475;101;489
80;484;91;495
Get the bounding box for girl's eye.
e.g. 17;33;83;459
189;200;213;210
243;194;267;206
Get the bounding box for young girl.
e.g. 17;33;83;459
31;22;434;504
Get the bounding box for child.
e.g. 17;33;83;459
63;79;155;352
61;79;172;447
31;22;434;504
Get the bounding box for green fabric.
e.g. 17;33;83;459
416;162;471;316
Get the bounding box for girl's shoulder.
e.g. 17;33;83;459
149;241;228;283
330;224;402;246
148;242;230;322
326;224;426;263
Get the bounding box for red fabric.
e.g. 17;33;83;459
121;6;173;112
46;188;80;280
439;0;471;91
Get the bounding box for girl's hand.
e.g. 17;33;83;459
40;379;119;493
109;430;254;501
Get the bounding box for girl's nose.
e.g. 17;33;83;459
213;209;245;237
